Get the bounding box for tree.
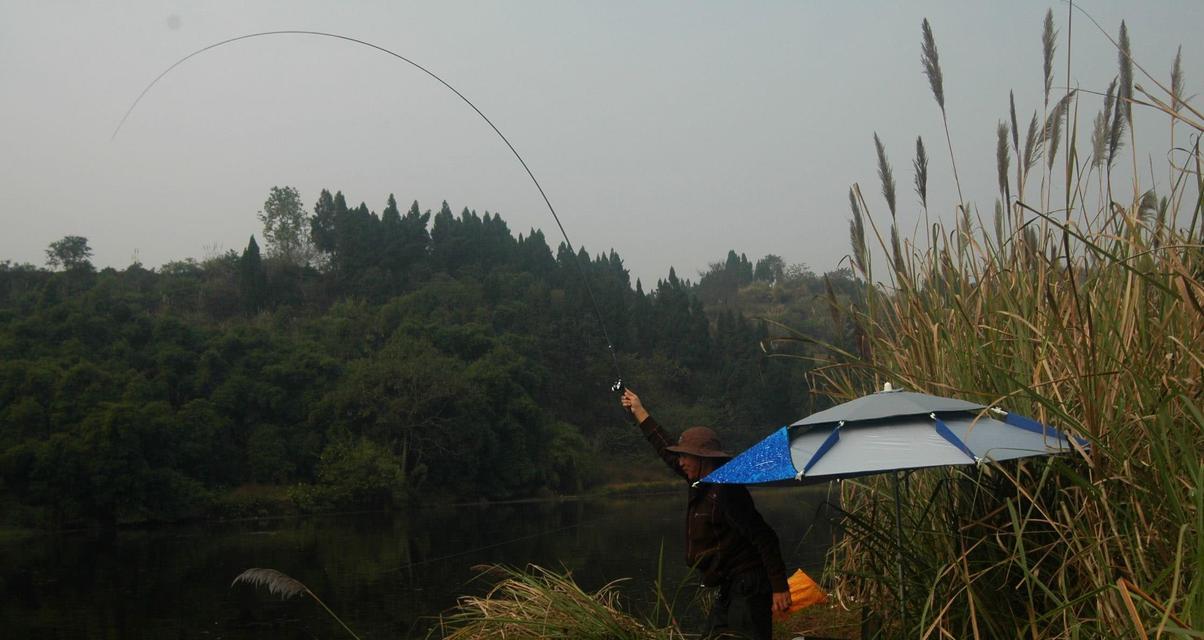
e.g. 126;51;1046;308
238;236;266;313
398;200;432;270
45;236;93;271
310;189;338;255
753;254;785;284
258;186;313;266
320;338;468;490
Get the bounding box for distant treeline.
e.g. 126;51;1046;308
0;187;859;528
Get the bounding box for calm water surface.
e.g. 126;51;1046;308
1;487;836;638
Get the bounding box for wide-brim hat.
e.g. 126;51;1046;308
666;426;731;458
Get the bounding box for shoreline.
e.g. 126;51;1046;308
0;478;688;537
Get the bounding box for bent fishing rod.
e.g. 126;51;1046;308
113;30;627;394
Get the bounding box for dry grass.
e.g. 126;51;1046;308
436;563;861;639
775;600;863;639
435;564;687;640
771;8;1202;639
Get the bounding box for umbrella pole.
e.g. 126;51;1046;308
893;471;907;633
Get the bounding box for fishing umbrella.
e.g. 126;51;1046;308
702;383;1084;625
704;384;1080;486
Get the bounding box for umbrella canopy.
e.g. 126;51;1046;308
702;385;1086;629
704;386;1081;485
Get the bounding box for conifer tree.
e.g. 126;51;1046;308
238;235;267;313
310;189;338;255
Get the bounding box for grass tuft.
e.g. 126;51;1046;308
1171;46;1183;113
436;564;687;640
873;133;897;219
1043;9;1057;102
996;121;1011;205
920;19;944;111
232;567;309;599
1044;90;1074;168
232;567;362;639
913;136;929;211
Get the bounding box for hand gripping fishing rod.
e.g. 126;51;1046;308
113;30;626;396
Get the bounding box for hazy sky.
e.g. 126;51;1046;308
2;1;1199;284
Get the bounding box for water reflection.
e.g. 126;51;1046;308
0;486;835;638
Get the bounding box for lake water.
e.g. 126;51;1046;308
1;487;836;638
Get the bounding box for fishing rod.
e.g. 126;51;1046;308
113;30;626;393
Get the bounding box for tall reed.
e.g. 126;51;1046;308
781;10;1203;639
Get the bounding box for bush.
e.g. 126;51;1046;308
290;438;408;512
208;484;296;520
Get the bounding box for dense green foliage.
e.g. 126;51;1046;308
0;190;853;528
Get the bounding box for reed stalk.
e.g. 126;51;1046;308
231;567;363;640
922;19;965;213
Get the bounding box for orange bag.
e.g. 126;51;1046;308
773;568;827;619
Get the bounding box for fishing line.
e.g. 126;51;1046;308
113;30;624;388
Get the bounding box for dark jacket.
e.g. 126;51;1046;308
640;415;789;593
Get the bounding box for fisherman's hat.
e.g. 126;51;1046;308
666;426;731;458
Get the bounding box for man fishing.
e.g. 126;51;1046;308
621;389;790;640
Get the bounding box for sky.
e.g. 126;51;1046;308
1;1;1199;285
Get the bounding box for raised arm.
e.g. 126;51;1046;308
621;389;686;480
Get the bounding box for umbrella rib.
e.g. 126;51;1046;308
996;409;1089;448
980;446;1073;458
798;421;844;479
930;413;979;463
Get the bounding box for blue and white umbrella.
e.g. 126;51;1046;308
701;384;1084;626
704;384;1081;486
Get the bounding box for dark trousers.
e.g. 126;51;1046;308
702;570;773;640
